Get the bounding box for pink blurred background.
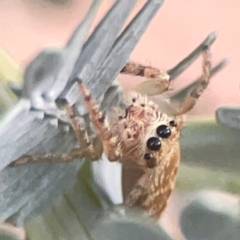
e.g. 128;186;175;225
0;0;239;116
0;2;238;239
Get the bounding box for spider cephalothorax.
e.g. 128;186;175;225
114;91;181;171
78;46;212;218
111;92;182;217
12;46;213;219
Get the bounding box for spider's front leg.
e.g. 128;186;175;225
78;81;121;162
65;103;103;161
170;46;212;115
120;61;171;96
9;148;83;167
10;103;103;167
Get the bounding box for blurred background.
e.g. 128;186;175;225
0;0;239;116
0;1;239;240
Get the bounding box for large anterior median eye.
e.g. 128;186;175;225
147;137;161;151
156;125;171;138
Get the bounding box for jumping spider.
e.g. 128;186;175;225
11;46;212;218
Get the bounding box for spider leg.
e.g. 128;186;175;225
121;61;162;78
10;104;104;167
9;148;83;167
65;103;103;161
169;46;212;115
78;81;121;162
120;61;171;96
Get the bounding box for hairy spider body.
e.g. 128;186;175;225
12;46;213;219
78;83;182;218
114;93;182;217
78;46;212;218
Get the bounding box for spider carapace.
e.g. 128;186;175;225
12;46;212;218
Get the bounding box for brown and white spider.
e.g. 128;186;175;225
12;46;212;218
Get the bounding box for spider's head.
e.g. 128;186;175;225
142;118;181;169
119;91;182;170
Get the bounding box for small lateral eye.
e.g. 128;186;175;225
156;125;171;138
169;120;177;127
144;153;152;160
147;137;161;151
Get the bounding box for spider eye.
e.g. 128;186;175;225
156;125;171;138
169;120;177;127
144;153;152;160
147;137;161;151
